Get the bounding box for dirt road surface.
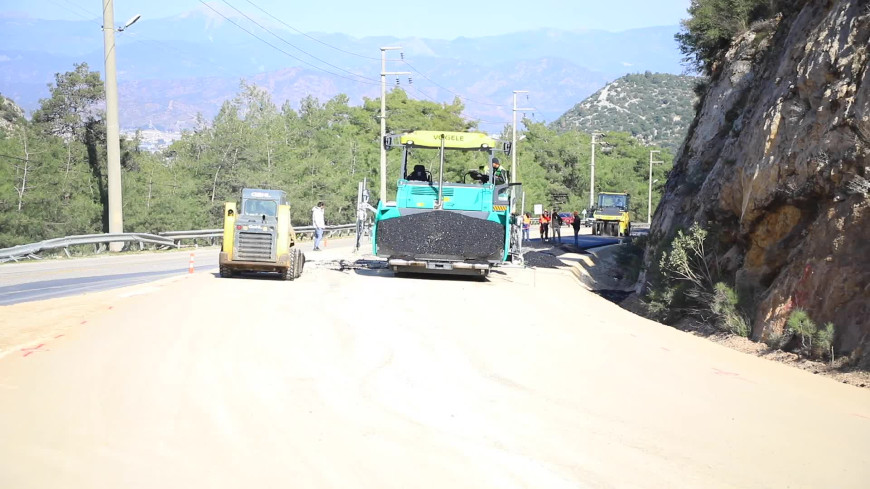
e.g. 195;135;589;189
0;252;868;488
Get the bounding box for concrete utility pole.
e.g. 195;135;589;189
648;150;663;224
589;133;603;210
379;47;409;203
511;90;534;183
102;0;123;251
102;3;139;251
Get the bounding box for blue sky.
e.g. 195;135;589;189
1;0;691;38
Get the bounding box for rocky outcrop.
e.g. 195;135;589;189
643;1;870;364
0;94;25;133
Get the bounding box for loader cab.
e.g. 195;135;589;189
240;188;287;223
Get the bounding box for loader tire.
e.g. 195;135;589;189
294;249;305;278
220;265;234;278
283;252;297;281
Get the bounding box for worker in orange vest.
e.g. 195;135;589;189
540;211;551;242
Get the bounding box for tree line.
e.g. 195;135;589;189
0;63;672;248
675;0;806;76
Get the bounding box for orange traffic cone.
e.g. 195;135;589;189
188;252;195;273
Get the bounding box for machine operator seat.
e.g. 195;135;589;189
406;164;432;182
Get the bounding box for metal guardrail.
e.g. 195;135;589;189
0;233;178;263
0;224;359;263
156;224;357;245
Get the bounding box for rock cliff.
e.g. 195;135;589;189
643;1;870;364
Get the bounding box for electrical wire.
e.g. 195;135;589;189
195;1;380;87
242;0;380;60
0;154;190;191
219;0;378;83
43;0;100;25
400;59;505;108
58;0;99;19
241;0;510;111
123;37;239;78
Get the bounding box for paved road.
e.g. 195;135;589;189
0;254;868;488
0;239;354;306
0;227;617;306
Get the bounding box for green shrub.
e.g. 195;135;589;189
711;282;750;337
786;309;817;351
658;223;715;296
648;223;756;337
815;322;835;359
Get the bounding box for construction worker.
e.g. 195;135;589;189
312;201;326;251
522;212;531;242
572;211;582;246
492;157;508;185
551;208;562;243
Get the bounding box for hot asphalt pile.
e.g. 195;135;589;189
522;251;566;268
377;211;505;260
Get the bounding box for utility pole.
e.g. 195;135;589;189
511;90;534;183
379;47;409;203
102;0;123;251
589;133;603;210
101;4;139;251
648;150;663;224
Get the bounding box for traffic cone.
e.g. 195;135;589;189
188;252;195;273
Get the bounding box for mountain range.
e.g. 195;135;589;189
0;4;687;132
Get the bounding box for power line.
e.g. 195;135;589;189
243;0;380;60
195;1;380;87
0;153;34;163
241;0;508;111
474;119;512;125
403;84;437;103
400;59;505;108
219;0;378;83
59;0;98;18
44;0;100;25
124;38;237;78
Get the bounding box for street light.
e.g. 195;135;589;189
648;150;664;224
102;1;140;251
119;14;141;31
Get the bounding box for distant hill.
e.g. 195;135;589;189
552;72;699;151
0;9;685;132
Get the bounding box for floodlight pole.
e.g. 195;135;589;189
379;47;410;203
511;90;533;183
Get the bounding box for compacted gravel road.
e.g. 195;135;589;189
0;247;868;488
